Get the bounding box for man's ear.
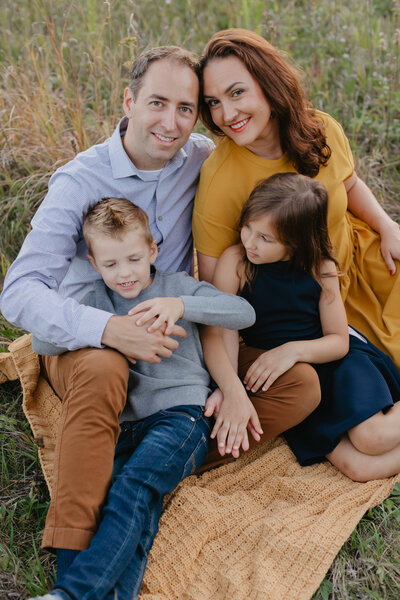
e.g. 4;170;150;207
123;87;135;118
149;240;158;264
87;254;100;273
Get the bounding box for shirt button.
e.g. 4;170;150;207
158;215;163;221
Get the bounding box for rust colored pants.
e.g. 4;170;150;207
198;344;321;472
41;344;319;551
41;348;129;551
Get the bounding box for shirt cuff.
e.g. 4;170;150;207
74;306;115;349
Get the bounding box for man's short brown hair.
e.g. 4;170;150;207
129;46;199;99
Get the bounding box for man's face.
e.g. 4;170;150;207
122;58;199;170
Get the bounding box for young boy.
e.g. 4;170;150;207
30;197;259;600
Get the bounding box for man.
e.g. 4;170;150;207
0;46;213;568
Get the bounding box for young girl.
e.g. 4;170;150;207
207;172;400;482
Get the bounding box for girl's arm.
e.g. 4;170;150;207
201;245;263;457
345;172;400;275
244;261;349;393
201;326;262;457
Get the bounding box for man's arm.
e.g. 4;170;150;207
1;174;185;359
0;174;110;349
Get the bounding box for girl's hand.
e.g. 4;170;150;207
210;387;263;458
128;297;184;334
243;344;298;393
379;222;400;275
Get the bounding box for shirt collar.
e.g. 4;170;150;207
109;117;190;180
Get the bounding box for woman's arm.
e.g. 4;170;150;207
197;252;218;283
345;172;400;274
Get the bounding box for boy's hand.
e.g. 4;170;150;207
128;297;185;334
204;388;224;419
210;386;263;458
243;344;298;393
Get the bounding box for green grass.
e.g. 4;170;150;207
1;0;400;597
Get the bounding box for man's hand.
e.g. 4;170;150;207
101;314;186;364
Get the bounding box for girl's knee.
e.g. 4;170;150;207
328;449;372;482
348;418;385;455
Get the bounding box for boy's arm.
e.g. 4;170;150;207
129;273;255;332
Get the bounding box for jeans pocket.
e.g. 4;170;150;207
160;404;204;421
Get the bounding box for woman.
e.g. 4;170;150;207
193;28;400;369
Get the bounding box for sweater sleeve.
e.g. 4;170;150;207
178;275;255;329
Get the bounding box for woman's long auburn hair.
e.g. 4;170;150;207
239;173;340;286
199;29;331;178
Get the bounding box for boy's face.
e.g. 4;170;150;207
88;229;157;299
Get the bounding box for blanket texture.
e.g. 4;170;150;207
1;334;399;600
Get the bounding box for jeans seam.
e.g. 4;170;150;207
81;465;161;600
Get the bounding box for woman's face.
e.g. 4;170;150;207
202;56;279;156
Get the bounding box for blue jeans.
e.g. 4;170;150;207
54;405;211;600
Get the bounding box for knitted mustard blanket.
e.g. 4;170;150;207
1;334;399;600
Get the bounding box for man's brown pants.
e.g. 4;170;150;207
41;344;320;550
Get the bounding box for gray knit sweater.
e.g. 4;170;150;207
33;269;255;422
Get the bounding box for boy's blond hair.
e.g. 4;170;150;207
83;197;153;254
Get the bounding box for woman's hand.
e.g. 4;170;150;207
243;344;299;393
379;221;400;275
128;297;184;334
345;172;400;275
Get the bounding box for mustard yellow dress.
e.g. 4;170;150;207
193;111;400;368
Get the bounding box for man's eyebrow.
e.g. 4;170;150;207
147;94;196;107
203;81;245;99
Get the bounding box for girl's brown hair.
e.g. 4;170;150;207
239;173;339;285
199;29;331;178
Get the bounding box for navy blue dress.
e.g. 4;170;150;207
240;261;400;465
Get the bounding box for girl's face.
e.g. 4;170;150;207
240;214;290;264
202;56;279;156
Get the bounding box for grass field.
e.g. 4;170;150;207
1;0;400;598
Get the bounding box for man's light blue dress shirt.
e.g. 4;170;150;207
0;118;213;350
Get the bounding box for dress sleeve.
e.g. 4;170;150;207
320;112;354;182
193;144;243;258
